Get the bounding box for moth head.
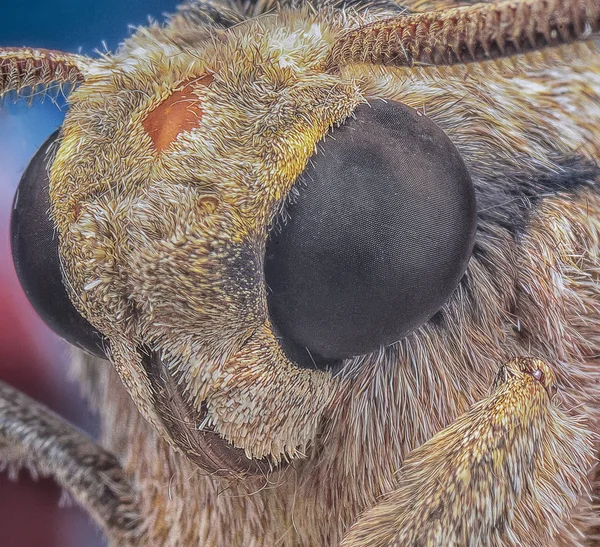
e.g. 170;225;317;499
7;0;599;473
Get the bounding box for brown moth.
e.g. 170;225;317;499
2;0;600;545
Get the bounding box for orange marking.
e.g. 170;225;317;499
143;74;213;153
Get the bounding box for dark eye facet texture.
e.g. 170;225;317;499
265;101;477;363
11;130;106;358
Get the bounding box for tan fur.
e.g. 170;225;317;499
340;359;592;546
5;0;600;545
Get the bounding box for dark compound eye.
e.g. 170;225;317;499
10;130;106;358
265;101;477;366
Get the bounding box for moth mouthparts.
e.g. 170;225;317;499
139;348;279;476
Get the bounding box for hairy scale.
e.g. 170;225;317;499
2;0;600;545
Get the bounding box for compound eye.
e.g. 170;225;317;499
265;101;477;365
10;130;106;358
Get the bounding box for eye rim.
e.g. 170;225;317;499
264;100;477;366
10;129;107;359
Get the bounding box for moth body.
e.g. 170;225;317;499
2;1;600;545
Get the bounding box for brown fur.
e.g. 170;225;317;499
3;0;600;545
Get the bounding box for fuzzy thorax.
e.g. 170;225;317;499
340;358;594;546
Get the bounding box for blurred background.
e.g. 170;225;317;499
1;1;178;545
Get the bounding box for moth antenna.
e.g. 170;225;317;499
0;47;92;101
324;0;600;71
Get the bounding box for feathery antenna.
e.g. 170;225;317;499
325;0;600;71
0;47;91;100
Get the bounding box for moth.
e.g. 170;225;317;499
1;0;600;544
